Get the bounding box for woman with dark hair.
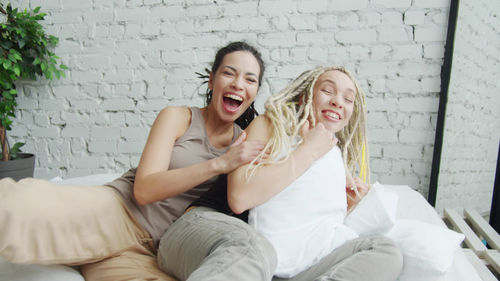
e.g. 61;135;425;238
0;41;266;281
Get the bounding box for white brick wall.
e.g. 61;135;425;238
7;0;458;198
436;0;500;215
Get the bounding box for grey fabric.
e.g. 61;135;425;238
157;207;277;281
273;236;403;281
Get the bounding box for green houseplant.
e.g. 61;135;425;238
0;3;66;165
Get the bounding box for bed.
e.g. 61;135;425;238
0;174;484;281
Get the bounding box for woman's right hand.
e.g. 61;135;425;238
216;131;268;174
299;120;338;161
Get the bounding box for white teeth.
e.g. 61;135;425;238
325;111;340;120
224;94;243;101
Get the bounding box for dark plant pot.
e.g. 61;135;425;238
0;153;35;181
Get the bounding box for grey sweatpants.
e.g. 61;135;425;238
157;207;402;281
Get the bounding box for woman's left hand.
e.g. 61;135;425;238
346;177;370;210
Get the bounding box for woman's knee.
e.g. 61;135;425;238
372;236;403;276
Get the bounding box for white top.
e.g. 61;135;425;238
248;145;358;278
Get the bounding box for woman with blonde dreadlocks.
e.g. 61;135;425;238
228;66;402;281
157;66;402;281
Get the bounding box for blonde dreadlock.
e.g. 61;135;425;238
248;66;370;196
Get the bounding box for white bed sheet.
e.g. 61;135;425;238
0;175;483;281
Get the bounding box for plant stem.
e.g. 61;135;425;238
0;126;8;161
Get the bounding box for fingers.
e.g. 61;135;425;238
232;131;247;147
300;120;310;137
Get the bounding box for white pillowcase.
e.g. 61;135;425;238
386;219;465;280
344;182;399;236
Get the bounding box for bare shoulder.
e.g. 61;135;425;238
245;115;272;141
155;106;192;138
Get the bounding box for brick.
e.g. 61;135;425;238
61;112;90;125
414;26;447;42
62;0;92;10
51;11;83;24
421;77;441;92
125;113;143;126
348;45;370;60
258;0;296;16
223;2;259;16
308;47;329;62
370;158;392;174
409;114;432;128
121;127;149;140
384;144;424;159
91;127;121;139
185;4;220;17
70;156;100;169
32;127;60;138
336;29;376;43
386;79;421;94
62;126;90;138
372;0;412;8
88;140;117;153
101;99;135;111
16;98;38;110
118;141;144;154
317;15;338;29
338;12;360;27
72;70;103;83
31;0;61;10
423;44;445;59
76;54;112;70
115;8;150;22
398;97;439;113
404;10;425;25
34;114;50;127
369;128;398;142
366;112;390;128
381;12;403;24
297;32;335;46
359;12;381;26
369;79;386;92
83;10;114;23
326;0;369;11
137;99;171;111
289;15;316;30
378;27;411;42
297;0;328;13
161;51;196;65
392;44;423;59
399;128;435;144
414;0;450;8
103;69;134;84
260;33;296;47
247;17;270;31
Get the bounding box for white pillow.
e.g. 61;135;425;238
385;219;465;280
344;182;399;236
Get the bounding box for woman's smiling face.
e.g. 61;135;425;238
208;50;261;123
311;70;356;135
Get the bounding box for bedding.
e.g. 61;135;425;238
0;174;483;281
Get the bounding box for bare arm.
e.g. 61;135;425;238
134;107;265;205
227;116;337;214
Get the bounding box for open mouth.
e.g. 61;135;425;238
324;110;341;121
222;94;243;113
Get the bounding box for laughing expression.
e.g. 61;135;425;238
208;51;261;122
312;70;356;135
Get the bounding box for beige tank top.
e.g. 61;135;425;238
106;107;243;246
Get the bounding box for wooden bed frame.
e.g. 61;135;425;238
443;208;500;280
